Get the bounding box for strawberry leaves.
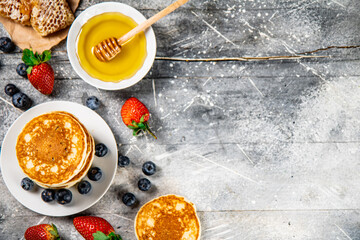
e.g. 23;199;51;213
39;50;51;63
48;224;60;239
22;49;52;74
126;114;157;139
93;231;122;240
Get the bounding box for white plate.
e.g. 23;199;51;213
0;101;118;217
67;2;157;90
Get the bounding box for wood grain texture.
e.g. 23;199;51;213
1;0;360;239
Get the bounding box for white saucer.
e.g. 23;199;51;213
0;101;118;217
67;2;157;90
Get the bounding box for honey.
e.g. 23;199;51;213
76;12;147;82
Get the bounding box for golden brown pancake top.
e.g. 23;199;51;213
16;112;87;185
34;111;94;189
135;195;200;240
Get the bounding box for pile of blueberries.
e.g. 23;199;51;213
4;83;32;110
0;37;33;110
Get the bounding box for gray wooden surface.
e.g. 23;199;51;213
1;0;360;239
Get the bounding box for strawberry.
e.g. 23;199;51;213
120;97;157;139
22;49;54;95
73;216;122;240
24;224;60;240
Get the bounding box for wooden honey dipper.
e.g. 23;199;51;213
93;0;190;62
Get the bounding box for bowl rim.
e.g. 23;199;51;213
67;2;156;90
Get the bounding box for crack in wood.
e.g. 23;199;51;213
156;45;360;62
156;55;328;62
297;45;360;55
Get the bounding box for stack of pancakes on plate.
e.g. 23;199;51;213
16;111;94;189
135;195;201;240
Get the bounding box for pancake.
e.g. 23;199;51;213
39;124;94;189
33;111;95;189
16;111;88;186
135;195;201;240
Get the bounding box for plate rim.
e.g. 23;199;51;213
0;101;118;217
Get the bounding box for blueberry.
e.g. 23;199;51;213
0;37;15;53
118;155;130;167
138;178;151;191
21;177;34;191
122;192;136;206
55;189;72;205
77;180;92;194
142;161;156;176
86;96;100;110
12;92;32;110
41;189;55;202
95;143;108;157
16;63;28;78
87;167;102;181
4;83;20;96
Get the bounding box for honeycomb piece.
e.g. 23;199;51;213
30;0;75;37
0;0;31;26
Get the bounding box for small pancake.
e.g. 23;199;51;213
36;112;95;189
135;195;201;240
16;111;88;186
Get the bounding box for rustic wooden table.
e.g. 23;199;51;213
1;0;360;239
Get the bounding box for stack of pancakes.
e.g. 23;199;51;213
16;111;94;189
135;195;201;240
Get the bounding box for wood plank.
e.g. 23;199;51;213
1;0;360;239
0;0;359;57
0;210;359;239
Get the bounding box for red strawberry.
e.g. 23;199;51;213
24;224;60;240
73;216;122;240
22;49;54;95
120;97;157;139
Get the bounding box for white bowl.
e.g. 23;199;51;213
67;2;156;90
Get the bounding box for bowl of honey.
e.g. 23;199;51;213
67;2;156;90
